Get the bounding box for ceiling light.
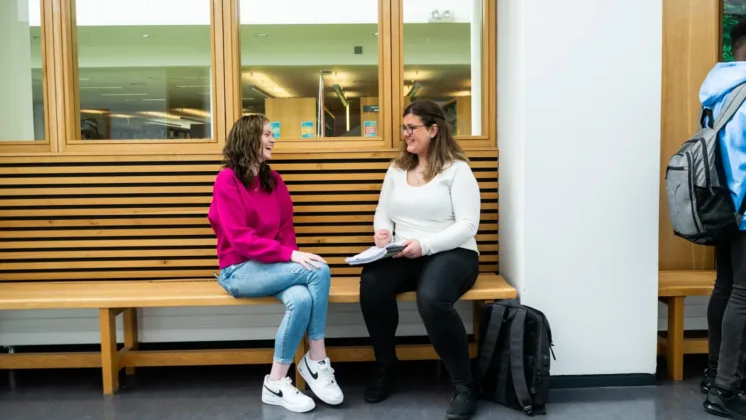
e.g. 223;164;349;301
139;111;180;119
255;33;267;37
80;86;122;89
142;98;166;101
373;32;378;36
332;84;349;108
406;82;422;98
248;85;273;98
142;34;150;38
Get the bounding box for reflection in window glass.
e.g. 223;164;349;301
76;0;212;140
724;1;746;62
403;0;482;136
239;0;380;138
1;0;45;141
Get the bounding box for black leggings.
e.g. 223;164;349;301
359;248;480;386
708;230;746;390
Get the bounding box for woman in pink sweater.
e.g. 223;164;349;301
208;115;343;413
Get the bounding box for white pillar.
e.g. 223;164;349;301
0;0;36;140
470;0;482;136
497;0;662;377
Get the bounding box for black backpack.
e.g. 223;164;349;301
475;299;555;416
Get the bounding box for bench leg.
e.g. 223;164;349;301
666;296;685;382
473;300;486;345
294;335;308;390
99;308;120;395
123;308;138;376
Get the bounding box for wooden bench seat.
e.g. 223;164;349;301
0;275;513;309
658;269;715;381
0;274;515;394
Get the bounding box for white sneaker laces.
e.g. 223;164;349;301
277;376;299;394
317;362;336;384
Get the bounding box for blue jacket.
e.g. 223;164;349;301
700;62;746;230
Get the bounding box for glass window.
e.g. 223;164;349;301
403;0;482;136
0;0;45;141
239;0;380;139
723;1;746;62
75;0;213;140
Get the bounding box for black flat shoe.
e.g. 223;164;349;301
702;368;716;394
704;387;746;420
364;363;397;403
446;384;478;420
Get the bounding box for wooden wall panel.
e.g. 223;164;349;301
659;0;721;270
0;152;499;282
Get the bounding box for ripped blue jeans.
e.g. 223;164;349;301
217;260;331;364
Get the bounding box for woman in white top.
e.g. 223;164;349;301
360;100;481;420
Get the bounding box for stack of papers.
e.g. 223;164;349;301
345;243;406;265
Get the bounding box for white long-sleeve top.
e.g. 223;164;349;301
373;159;481;256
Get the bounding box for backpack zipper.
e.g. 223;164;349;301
698;138;712;188
685;152;703;232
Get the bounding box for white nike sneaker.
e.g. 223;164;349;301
298;352;344;405
261;375;316;413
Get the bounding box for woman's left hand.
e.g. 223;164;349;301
394;239;423;259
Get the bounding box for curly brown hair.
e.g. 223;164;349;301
393;100;468;182
222;115;276;192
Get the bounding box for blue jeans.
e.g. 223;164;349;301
217;260;331;364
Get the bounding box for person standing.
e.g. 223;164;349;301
700;18;746;419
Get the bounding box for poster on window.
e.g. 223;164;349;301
301;121;314;138
363;121;377;137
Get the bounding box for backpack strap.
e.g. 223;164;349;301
713;83;746;134
713;83;746;219
510;309;535;416
475;303;507;384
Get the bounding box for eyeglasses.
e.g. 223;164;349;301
399;124;426;135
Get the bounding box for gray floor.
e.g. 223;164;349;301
0;359;714;420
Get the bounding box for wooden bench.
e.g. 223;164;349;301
0;274;515;394
658;269;715;381
0;152;513;394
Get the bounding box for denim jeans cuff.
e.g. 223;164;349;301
308;333;326;341
274;356;293;365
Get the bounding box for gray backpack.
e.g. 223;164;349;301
665;83;746;245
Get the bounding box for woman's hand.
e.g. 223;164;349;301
291;250;327;270
394;239;423;259
374;229;392;248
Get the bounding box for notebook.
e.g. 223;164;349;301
345;243;406;266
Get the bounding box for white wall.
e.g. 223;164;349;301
497;0;662;376
496;0;525;296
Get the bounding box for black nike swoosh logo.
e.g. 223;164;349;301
264;385;283;398
304;358;319;380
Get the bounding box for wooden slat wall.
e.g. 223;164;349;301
659;0;719;270
0;152;499;282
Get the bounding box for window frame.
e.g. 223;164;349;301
392;0;496;149
0;0;55;153
229;0;394;152
55;0;227;154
